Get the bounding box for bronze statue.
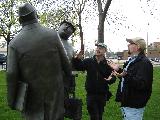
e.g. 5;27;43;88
58;20;76;96
7;3;71;120
58;20;76;61
58;21;82;119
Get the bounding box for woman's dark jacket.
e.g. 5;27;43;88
116;53;153;108
72;55;116;99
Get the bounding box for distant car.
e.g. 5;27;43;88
117;57;122;60
150;58;154;61
154;58;159;62
0;54;7;65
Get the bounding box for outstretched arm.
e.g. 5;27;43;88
72;50;87;71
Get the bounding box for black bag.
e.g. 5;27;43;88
64;98;82;120
64;74;82;120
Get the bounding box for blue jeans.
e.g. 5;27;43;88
121;107;145;120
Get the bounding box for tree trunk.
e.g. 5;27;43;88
98;19;104;43
79;14;84;53
97;0;112;43
6;33;12;55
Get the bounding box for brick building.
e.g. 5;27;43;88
116;42;160;60
147;42;160;59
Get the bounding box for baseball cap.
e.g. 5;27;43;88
126;37;146;50
95;43;107;50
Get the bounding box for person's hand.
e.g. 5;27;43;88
107;60;120;71
75;50;84;59
104;75;113;81
113;70;127;77
104;72;114;81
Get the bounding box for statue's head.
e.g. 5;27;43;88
18;3;38;24
58;20;76;40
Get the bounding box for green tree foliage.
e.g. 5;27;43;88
0;0;20;44
0;0;78;48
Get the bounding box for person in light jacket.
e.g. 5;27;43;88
114;37;153;120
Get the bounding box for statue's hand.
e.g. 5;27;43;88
75;50;84;59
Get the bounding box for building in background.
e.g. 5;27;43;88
147;42;160;60
116;42;160;60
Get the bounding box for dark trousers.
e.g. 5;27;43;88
87;94;107;120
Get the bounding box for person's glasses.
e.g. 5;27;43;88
130;43;136;45
128;43;137;46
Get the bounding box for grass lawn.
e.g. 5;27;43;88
0;67;160;120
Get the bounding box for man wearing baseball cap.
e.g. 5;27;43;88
126;37;147;53
114;37;153;120
72;42;116;120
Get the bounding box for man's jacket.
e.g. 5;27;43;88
72;56;116;98
116;53;153;108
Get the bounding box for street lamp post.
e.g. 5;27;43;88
146;22;149;57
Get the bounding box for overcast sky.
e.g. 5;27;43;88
1;0;160;52
74;0;160;52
